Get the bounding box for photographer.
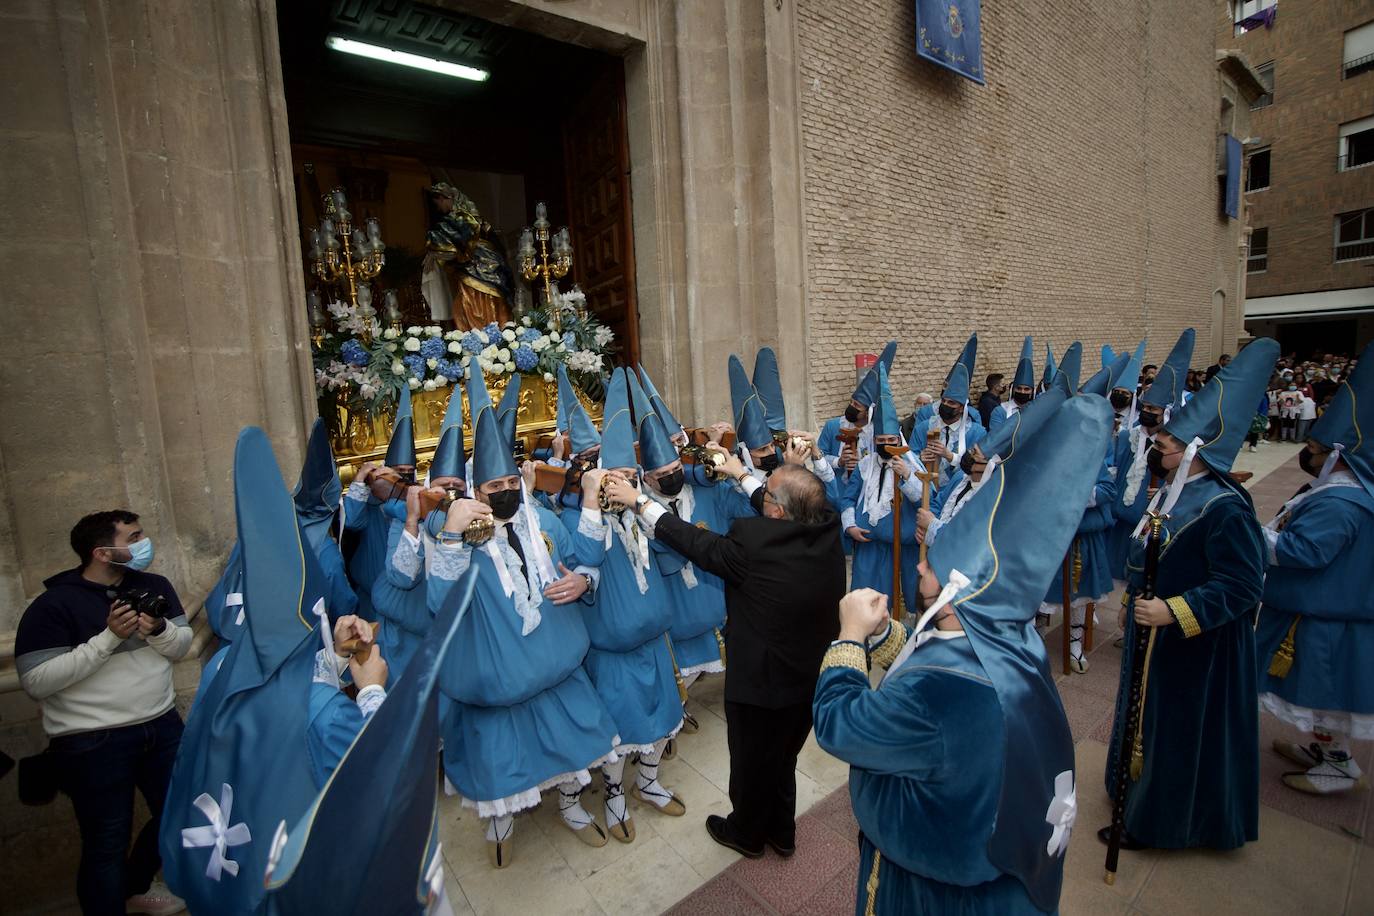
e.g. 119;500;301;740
15;510;191;916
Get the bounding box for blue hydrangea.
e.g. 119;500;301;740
340;338;370;367
402;354;426;379
419;337;446;361
513;345;538;371
562;331;577;349
436;358;464;380
518;327;541;344
484;322;501;340
461;331;486;355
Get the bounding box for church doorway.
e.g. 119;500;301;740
277;0;640;364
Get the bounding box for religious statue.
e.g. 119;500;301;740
421;182;514;328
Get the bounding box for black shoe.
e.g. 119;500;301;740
1096;825;1149;850
705;815;764;858
766;835;796;858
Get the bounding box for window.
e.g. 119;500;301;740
1345;22;1374;79
1340;117;1374;170
1252;61;1274;109
1248;228;1268;273
1246;148;1271;191
1335;209;1374;262
1233;0;1276;36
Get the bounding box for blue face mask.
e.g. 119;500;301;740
107;538;154;571
381;499;408;522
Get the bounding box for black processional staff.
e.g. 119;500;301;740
1104;510;1166;885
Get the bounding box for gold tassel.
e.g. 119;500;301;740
1129;627;1160;781
714;627;727;667
1267;617;1300;678
1071;542;1083;592
864;850;882;916
664;635;689;704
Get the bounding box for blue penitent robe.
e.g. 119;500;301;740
1255;474;1374;725
911;415;988;490
343;483;391;619
300;520;359;622
1108;472;1264;849
649;477;752;677
986;400;1020;435
370;519;432;680
814;634;1053;915
564;503;684;752
842;455;924;618
430;505;620;815
1042;452;1117;606
1106;426;1153;581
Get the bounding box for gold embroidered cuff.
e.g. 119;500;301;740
1167;596;1201;638
821;641;869;675
868;624;908;669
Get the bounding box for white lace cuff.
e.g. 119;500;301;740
812;458;835;483
392;531;423;577
312;647;349;686
356;684;386;717
346;480;370;502
841;507;857;531
578;506;606;539
430;541;472;581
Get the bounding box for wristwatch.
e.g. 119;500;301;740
633;494;651;514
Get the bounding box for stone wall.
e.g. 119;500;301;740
796;0;1241;413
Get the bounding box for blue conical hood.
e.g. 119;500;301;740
601;368;638;468
497;374;522;445
204;542;245;642
979;383;1069;462
872;363;900;438
1082;353;1129;398
944;363;971;405
469;370;516;484
1117;340;1147;394
1141;328;1195;409
728;354;772;450
926;395;1112;913
558;364;601;454
1310;340;1374;499
1013;336;1035;389
638;411;680;472
294;419;340;522
1101;344;1116;371
852;341;898;408
1055;342;1083;394
753;347;787;433
428;382;467;481
384;384;416;468
1164;338;1278;476
956;333;978;382
637;364;684;436
627;366;654;431
1040;342;1057;390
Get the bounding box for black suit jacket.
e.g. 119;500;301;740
654;509;845;708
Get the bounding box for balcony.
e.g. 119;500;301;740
1335;240;1374;262
1345;52;1374;80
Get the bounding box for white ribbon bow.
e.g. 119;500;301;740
181;783;252;881
880;568;972;685
1044;769;1077;857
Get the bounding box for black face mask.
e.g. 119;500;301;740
757;453;780;473
1137;411;1161;429
1011;390;1032;406
1145;447;1170;480
487;488;523;520
959;450;978;476
657;469;685;496
938;403;961;424
1110;391;1133;410
844;404;861;423
1298;447;1324;478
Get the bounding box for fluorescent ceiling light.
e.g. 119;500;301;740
325;35;489;82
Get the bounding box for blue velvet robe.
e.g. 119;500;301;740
987;400;1020;435
911;415;988;490
1042;453;1117;605
814;636;1052;915
430;506;619;809
370;520;431;679
841;458;924;618
564;504;683;750
343;491;391;620
1256;480;1374;717
1107;472;1264;849
306;684;372;788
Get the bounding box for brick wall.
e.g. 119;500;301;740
1221;0;1374;299
795;0;1235;415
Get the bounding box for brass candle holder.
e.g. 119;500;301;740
518;201;572;331
307;187;385;343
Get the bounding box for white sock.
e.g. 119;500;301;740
634;741;675;808
1069;606;1086;656
558;782;594;830
602;759;629;825
485;814;513;843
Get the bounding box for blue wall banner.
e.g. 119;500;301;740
915;0;985;85
1224;134;1242;220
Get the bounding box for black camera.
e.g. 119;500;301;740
106;586;170;619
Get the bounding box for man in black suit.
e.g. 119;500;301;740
607;455;846;858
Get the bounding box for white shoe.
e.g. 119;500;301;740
1282;757;1368;795
126;882;185;916
1068;624;1089;674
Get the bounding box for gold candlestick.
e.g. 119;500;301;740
308;187;385;344
518;201;572;332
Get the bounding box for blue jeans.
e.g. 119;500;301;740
50;709;183;915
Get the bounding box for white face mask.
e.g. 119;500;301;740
102;538;154;571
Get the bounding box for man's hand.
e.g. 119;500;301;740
136;613;167;638
552;434;567;461
602;475;638;509
333;614;373;653
890;457;911;481
915;507;934;544
443;498;492;534
107;601;138;639
707;421;733;444
543;563;590;605
847;526;872;543
520;460;536;494
355;462;379;485
840;444;859;471
707;443;747;481
1132;596;1176;628
783;440;810;466
349;648;388;692
839;588;890;643
921;444;953;466
405;485;423;524
580;468;606;498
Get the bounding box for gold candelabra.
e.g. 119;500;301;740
307;187;385;343
518;202;572;331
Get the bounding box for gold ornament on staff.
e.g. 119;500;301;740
306;187;386;344
517;202;572;332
